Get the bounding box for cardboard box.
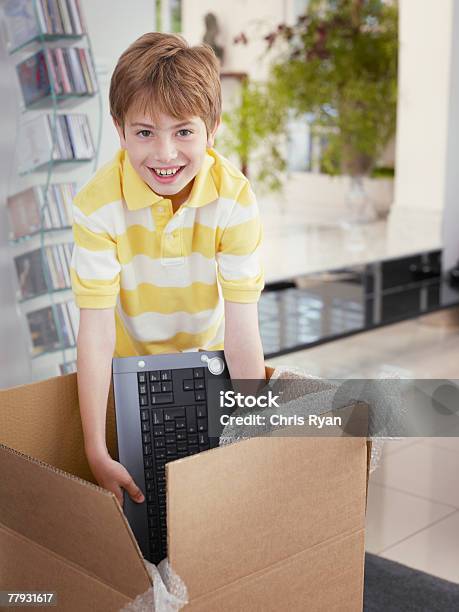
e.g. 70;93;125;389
0;369;371;611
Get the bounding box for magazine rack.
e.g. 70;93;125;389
3;0;101;379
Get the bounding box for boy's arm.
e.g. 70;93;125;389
77;308;144;506
216;180;265;384
224;300;265;382
77;308;115;459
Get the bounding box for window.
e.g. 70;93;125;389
156;0;182;33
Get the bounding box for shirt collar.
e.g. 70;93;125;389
121;149;219;211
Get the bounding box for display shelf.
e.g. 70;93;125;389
31;345;76;361
8;33;85;55
19;157;94;176
23;92;97;112
18;286;72;306
4;0;100;381
9;227;72;246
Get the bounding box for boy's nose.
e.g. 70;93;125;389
154;140;178;163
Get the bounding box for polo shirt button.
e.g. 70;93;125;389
158;207;164;213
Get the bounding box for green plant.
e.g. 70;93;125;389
270;0;398;175
227;0;398;184
219;79;287;193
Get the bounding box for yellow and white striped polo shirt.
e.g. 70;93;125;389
71;148;264;356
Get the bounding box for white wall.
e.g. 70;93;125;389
391;0;459;271
392;0;453;213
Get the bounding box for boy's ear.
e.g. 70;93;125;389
113;116;127;149
207;117;221;148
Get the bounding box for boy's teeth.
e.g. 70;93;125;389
153;167;179;176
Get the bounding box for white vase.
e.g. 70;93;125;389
343;176;378;226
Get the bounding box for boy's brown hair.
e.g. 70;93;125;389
109;32;221;134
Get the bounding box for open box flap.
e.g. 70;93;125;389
0;444;151;599
0;524;133;612
0;373;118;482
167;434;367;601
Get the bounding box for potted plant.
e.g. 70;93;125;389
225;0;398;220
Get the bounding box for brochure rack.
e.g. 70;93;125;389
3;0;102;379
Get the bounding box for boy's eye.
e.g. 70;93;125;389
137;130;152;138
177;129;192;137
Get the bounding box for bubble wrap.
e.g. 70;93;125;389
220;365;407;473
120;558;188;612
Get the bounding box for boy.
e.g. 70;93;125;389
71;33;265;507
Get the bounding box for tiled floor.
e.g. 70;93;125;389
267;309;459;583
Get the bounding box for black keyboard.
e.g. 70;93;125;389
113;352;232;564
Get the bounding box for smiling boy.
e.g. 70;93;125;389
71;33;265;505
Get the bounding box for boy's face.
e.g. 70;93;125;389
115;110;219;204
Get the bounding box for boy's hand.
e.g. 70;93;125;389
88;453;145;507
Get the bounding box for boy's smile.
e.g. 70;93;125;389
115;111;219;209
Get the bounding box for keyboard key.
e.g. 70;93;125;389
164;407;185;421
139;383;147;395
188;446;199;454
158;494;166;505
177;442;187;452
194;379;205;390
139;395;148;406
151;382;161;394
149;371;160;382
154;438;165;448
178;450;187;458
158;485;166;495
143;444;152;455
147;493;155;503
153;425;165;437
146;481;155;492
148;516;157;527
144;456;153;468
197;419;207;432
188;434;198;445
149;528;158;540
155;449;166;459
196;405;207;418
161;381;173;393
151;393;173;405
165;434;176;445
161;370;172;381
140;409;149;421
164;422;175;433
147;505;156;515
152;410;164;425
199;433;209;446
183;379;194;391
166;446;177;457
175;417;186;430
193;368;204;379
157;473;165;484
176;431;186;441
186;405;197;433
145;469;153;480
195;390;206;402
143;433;151;444
142;421;150;433
138;372;146;384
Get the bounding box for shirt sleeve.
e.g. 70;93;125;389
71;191;121;309
216;180;265;303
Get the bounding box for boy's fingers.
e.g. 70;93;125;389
124;477;145;503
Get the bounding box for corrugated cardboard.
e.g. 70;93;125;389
0;369;370;611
